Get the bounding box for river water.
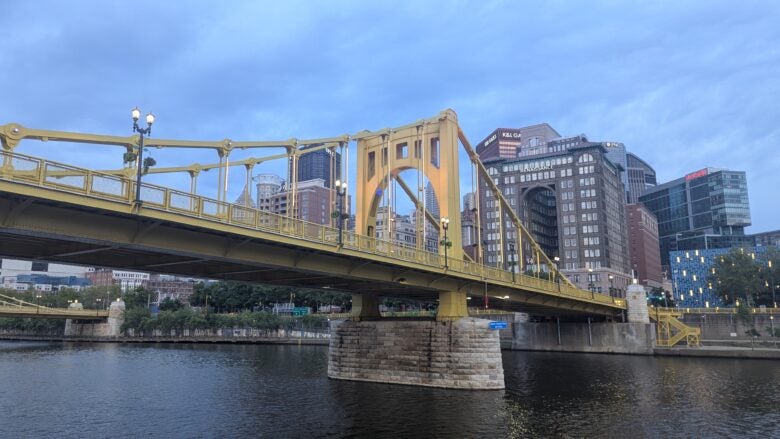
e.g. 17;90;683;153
1;341;778;438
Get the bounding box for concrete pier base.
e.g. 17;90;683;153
328;318;504;389
64;300;125;337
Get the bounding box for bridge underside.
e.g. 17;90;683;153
0;188;620;318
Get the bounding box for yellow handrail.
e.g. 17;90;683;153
0;149;624;310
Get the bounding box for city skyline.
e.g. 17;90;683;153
0;1;778;232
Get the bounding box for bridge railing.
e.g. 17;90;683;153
662;307;780;315
1;150;623;309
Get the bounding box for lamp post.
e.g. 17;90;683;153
334;179;347;246
587;267;595;298
769;260;776;309
608;274;614;298
553;256;560;290
507;241;516;283
440;217;451;269
131;107;155;208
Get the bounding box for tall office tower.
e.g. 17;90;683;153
639;168;752;275
626;203;663;288
463;192;476;212
603;143;657;204
476;126;631;296
425;181;440;219
625;153;657;204
292;145;341;189
267;178;338;225
603;142;628;201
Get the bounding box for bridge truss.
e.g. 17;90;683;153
0;110;625;318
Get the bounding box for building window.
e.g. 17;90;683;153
578;153;594;163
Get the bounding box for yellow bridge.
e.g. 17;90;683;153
0;293;108;320
0;110;625;320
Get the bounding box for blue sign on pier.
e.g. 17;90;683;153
488;321;508;330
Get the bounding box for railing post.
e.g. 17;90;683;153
85;170;92;195
37;160;46;186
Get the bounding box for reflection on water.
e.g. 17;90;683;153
1;341;778;438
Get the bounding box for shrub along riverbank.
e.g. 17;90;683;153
122;308;330;335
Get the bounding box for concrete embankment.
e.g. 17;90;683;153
0;334;329;345
655;345;780;359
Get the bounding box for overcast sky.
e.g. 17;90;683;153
1;1;778;232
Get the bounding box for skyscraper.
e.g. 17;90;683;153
293;145;341;188
626;153;657;204
639;167;752;274
476;125;631;296
626;203;663;288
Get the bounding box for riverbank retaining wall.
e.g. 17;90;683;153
328;318;504;390
511;321;656;355
679;313;778;339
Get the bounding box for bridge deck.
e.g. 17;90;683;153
0;151;625;317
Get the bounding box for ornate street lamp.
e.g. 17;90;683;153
130;107;155;208
440;217;451;269
769;260;776;309
507;240;516;283
334;179;348;246
609;274;615;298
587;267;595;298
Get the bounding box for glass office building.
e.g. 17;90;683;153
639;168;751;274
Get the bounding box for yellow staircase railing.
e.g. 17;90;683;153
648;307;701;347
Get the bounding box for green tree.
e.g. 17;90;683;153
122;287;153;310
709;248;764;306
758;247;780;308
647;287;675;307
159;297;183;312
121;307;152;334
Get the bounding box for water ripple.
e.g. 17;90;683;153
1;342;778;438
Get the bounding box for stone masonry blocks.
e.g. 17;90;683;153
328;318;505;390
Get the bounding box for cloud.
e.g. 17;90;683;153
0;0;778;231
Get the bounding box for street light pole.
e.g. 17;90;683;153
334;179;347;246
131;107;155;208
553;256;560;291
609;274;614;298
769;260;776;308
440;217;450;269
508;241;516;283
587;267;595;298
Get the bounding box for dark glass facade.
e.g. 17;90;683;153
291;146;341;188
639;168;751;274
626;152;657;204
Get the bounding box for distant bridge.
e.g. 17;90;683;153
0;293;108;320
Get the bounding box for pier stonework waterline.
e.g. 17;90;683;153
64;300;125;337
327;317;505;389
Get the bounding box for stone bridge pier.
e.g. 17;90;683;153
327;292;505;390
64;300;125;337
